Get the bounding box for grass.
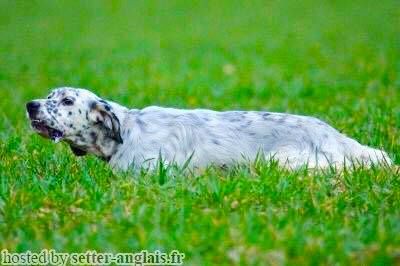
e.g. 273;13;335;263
0;0;399;265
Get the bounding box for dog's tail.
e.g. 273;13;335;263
349;144;392;167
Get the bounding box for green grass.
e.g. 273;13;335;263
0;0;399;265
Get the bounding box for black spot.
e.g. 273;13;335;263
212;139;221;145
104;105;111;111
79;109;82;114
104;156;111;162
278;116;286;123
262;112;271;119
90;101;97;110
69;124;73;128
90;131;97;142
271;129;279;138
136;118;146;130
68;111;72;116
170;131;179;140
241;120;252;128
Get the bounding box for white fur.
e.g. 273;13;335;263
111;106;392;171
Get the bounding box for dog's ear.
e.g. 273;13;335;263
69;145;87;156
89;100;123;144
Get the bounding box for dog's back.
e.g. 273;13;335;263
110;106;392;170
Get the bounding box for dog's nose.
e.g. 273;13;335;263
26;101;40;117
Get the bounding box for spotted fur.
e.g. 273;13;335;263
27;87;392;171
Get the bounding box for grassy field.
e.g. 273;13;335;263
0;0;399;265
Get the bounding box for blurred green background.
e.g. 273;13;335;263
1;0;399;152
0;0;399;265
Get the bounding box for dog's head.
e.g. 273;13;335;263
26;87;123;160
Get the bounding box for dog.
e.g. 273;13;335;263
26;87;392;171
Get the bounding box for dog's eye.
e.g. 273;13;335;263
62;98;74;106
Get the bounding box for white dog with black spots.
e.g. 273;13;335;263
26;87;392;171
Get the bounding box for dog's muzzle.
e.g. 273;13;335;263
26;101;64;142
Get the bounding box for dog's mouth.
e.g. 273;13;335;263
31;120;64;142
